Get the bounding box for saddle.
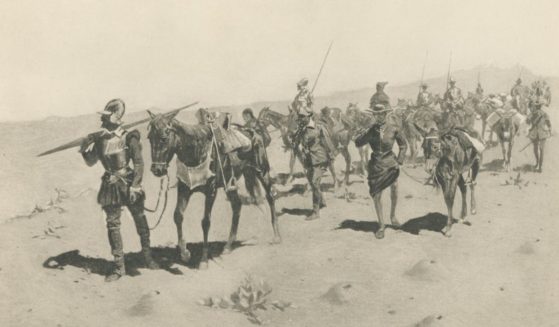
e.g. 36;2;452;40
210;113;252;154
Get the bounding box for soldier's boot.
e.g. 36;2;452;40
138;229;159;270
106;228;125;282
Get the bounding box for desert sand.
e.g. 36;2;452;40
1;67;558;327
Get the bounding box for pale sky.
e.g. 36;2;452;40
1;0;558;121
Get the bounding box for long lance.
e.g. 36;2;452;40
419;50;428;90
445;51;452;91
311;41;334;95
37;101;199;157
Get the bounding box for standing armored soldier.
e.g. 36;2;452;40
355;104;407;239
416;83;433;108
527;100;552;173
80;99;158;282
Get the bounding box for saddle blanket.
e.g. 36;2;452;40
176;152;215;189
487;110;525;129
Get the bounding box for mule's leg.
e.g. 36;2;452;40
389;181;400;227
341;147;351;201
288;150;297;181
457;175;468;223
199;184;217;270
470;159;479;215
224;189;242;254
507;140;513;172
481;120;486;142
499;139;507;169
533;141;540;171
257;171;282;244
174;183;193;263
328;160;339;194
538;139;546;172
372;191;385;239
442;177;458;237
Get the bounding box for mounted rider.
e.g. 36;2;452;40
80;99;159;282
475;82;484;98
416;83;433;108
370;81;391;111
510;78;527;112
443;77;465;111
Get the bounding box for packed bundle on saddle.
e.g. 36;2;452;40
209;112;253;156
486;108;525;131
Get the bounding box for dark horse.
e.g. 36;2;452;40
419;125;480;237
491;111;520;172
147;111;281;269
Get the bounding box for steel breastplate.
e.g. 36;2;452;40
100;133;129;172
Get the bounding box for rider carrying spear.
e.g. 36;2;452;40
80;99;159;282
356;84;407;239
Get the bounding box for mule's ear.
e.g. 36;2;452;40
147;110;156;119
165;110;180;120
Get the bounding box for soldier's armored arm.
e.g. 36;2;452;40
127;131;144;190
80;134;99;167
395;130;407;165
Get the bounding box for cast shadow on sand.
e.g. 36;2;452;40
481;159;504;172
336;212;447;235
513;164;536;173
43;241;244;278
279;207;314;217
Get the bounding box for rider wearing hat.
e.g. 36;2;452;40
292;78;314;116
80;99;159;282
370;81;391;111
416;83;433;108
355;99;407;240
443;77;465;111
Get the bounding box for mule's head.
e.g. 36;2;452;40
147;110;180;177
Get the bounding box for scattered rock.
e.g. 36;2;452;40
409;314;443;327
126;291;160;317
320;282;354;305
388;309;397;315
516;242;537;255
404;259;448;282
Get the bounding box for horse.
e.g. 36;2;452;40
393;99;424;164
419;125;480;237
492;111;520;172
146;110;281;269
343;104;374;175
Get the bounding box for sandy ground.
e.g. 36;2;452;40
1;116;559;327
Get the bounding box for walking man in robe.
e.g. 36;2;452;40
355;101;407;239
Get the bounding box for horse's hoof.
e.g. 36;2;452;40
199;261;209;270
461;219;472;226
442;227;452;237
375;229;385;239
222;247;232;255
178;246;191;263
471;209;477;215
271;236;282;245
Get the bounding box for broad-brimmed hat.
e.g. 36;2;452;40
97;99;125;122
242;108;254;117
449;77;456;84
420;83;428;89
